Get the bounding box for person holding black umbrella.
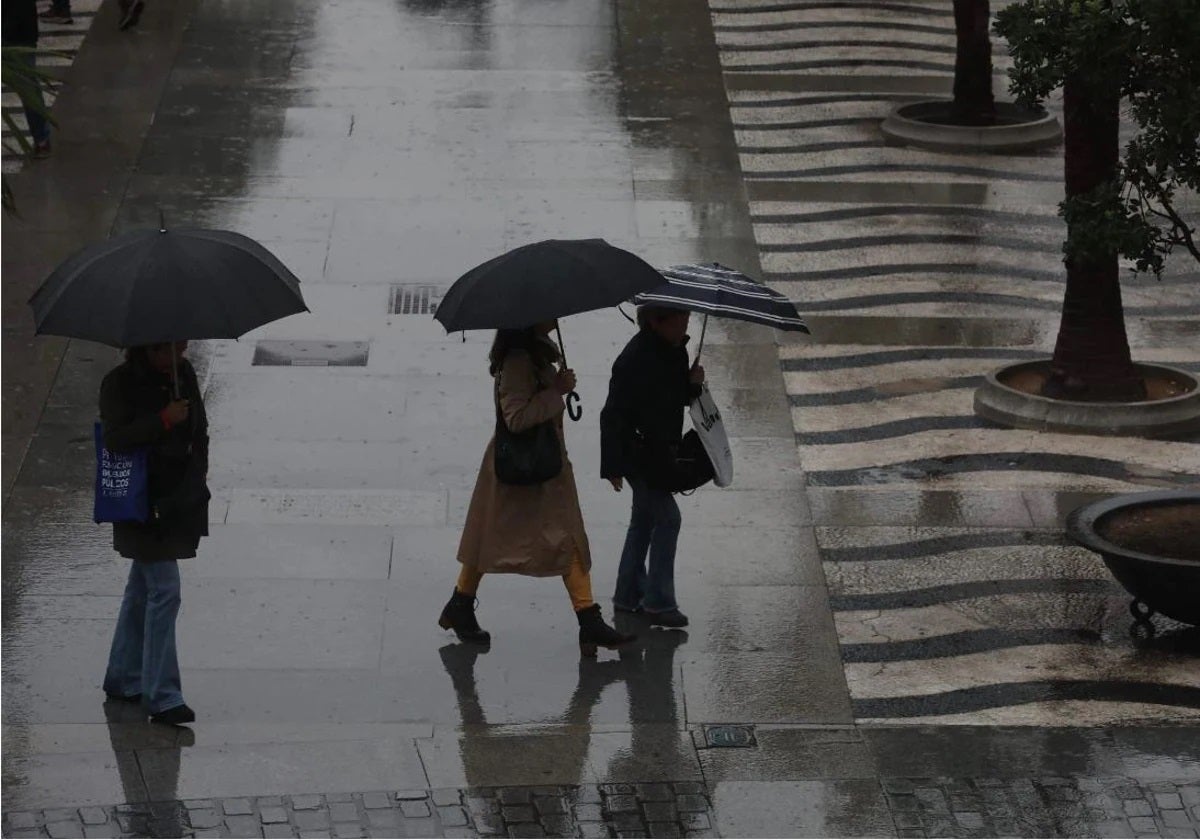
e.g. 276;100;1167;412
440;320;636;656
600;306;704;630
99;340;209;725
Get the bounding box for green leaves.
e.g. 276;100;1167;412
2;45;63;214
996;0;1200;274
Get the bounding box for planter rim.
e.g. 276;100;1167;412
893;100;1054;127
986;360;1200;409
1065;489;1200;567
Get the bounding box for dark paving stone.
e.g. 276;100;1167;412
291;796;324;811
533;797;567;816
77;808;107;826
366;810;397;828
500;790;533;806
675;796;708;814
332;824;365;839
680;813;711;831
264;826;296;839
580;826;609;839
501;805;535;823
225;799;255;816
541;816;574;835
602;785;638;797
7;814;40;830
294;811;331;832
608;796;640;814
327;794;355;803
401;801;432;819
1164;812;1196;829
330;804;360;824
1130;816;1161;833
575;787;604;805
643;803;678;823
259;797;285;808
508;825;547;839
1159;795;1187;811
260;807;290;824
397;790;429;802
46;823;84;839
575;804;604;822
1128;800;1157;817
611;813;646;831
188;809;223;829
439;806;469;828
225;815;262;837
649;824;683;839
672;783;705;796
954;812;985;830
638;784;674;802
433;789;463;807
362;792;393;810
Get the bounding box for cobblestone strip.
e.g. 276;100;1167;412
881;778;1200;839
1;783;717;839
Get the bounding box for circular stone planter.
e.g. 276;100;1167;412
1066;490;1200;628
880;100;1063;153
974;360;1200;438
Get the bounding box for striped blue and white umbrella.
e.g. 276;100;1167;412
632;263;809;346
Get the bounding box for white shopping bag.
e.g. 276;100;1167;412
689;383;733;487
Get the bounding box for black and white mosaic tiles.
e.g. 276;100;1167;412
709;0;1200;724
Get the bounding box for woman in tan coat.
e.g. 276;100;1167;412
440;321;636;656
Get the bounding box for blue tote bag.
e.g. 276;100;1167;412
93;422;150;524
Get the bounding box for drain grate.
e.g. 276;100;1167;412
389;284;443;316
702;725;757;749
252;340;370;367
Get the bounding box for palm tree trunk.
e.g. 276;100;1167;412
1044;74;1145;401
951;0;995;125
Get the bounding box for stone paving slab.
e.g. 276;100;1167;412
5;779;1199;838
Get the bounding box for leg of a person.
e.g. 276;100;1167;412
613;477;654;610
562;553;594;612
103;562;148;697
642;489;681;614
456;565;484;596
140;561;184;714
16;52;50;146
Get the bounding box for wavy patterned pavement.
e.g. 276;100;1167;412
710;0;1200;725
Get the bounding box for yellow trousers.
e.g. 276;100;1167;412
456;557;594;612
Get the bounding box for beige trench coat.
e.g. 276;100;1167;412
456;346;592;577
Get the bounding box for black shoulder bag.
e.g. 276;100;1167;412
493;379;563;486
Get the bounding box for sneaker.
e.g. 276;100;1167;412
39;8;74;24
646;609;689;629
118;0;144;30
150;703;195;726
32;139;51;159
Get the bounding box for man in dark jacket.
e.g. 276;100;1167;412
99;342;209;726
600;306;704;628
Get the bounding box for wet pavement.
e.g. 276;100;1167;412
2;0;1199;835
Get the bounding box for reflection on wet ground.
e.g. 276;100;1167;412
2;0;1199;828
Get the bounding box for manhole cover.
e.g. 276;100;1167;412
389;284;442;315
702;725;756;748
252;340;369;367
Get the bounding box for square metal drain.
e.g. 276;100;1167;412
389;283;442;315
252;340;369;367
702;725;757;748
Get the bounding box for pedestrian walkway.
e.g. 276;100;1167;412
1;0;101;173
709;0;1200;726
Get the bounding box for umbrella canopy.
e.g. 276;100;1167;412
434;239;664;333
29;227;308;347
632;263;809;333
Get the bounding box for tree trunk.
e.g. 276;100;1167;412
1043;74;1145;401
951;0;995;125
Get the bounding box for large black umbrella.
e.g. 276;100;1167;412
632;262;809;357
29;225;308;393
435;239;664;419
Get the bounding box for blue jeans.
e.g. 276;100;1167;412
614;476;681;614
10;51;50;146
103;561;185;714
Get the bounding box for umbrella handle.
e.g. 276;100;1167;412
695;313;709;362
566;391;582;422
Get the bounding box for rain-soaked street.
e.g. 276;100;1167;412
2;0;1199;836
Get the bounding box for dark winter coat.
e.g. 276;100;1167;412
99;356;210;562
600;328;701;481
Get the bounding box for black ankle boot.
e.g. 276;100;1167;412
438;588;491;644
576;604;636;657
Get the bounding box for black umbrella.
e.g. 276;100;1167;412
435;239;664;419
29;224;308;395
632;262;809;357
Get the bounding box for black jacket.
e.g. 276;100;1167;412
2;0;38;46
99;357;210;562
600;329;701;480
